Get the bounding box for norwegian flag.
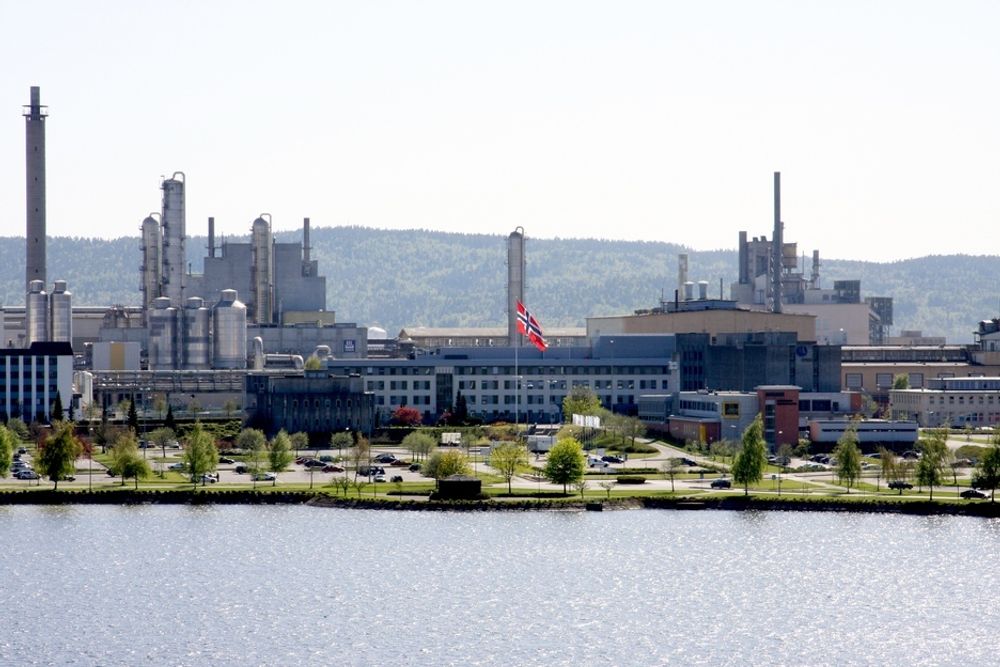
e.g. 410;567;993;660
516;300;548;352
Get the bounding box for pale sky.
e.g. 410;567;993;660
1;0;997;262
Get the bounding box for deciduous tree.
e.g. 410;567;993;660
972;436;1000;502
423;449;472;487
183;424;218;486
543;437;586;494
662;457;684;493
109;431;150;489
268;430;294;485
36;422;81;491
402;431;436;462
834;421;862;492
330;430;353;456
490;442;529;494
731;415;767;496
562;386;601;423
391;406;422;426
0;425;13;479
149;426;176;461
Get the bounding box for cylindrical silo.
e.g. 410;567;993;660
683;281;695;302
160;173;186;307
26;280;49;345
148;297;178;370
251;215;274;325
49;280;72;343
140;214;162;319
212;289;247;369
697;280;709;300
182;296;211;369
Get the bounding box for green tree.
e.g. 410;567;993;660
662;457;684;493
0;425;13;479
422;449;472;487
36;422;81;491
304;354;323;370
543;437;586;494
51;392;64;422
109;431;150;489
879;446;898;491
834;421;862;492
127;398;139;433
330;430;353;456
8;418;29;442
776;443;794;471
562;386;601;423
972;437;1000;502
731;415;767;496
183;424;218;486
223;398;240;419
290;431;310;456
149;426;176;460
164;404;177;432
268;430;294;484
892;374;910;389
490;442;529;494
402;431;436;462
916;432;948;500
349;436;372;482
238;428;268;487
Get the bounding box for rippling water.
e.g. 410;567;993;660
1;505;999;666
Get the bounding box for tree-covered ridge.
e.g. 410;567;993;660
0;229;996;343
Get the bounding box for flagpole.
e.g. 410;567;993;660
514;337;519;432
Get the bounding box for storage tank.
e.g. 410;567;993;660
140;214;162;318
683;281;695;301
252;336;265;370
251;215;274;325
49;280;72;343
212;289;247;369
26;280;49;344
160;173;186;307
697;280;709;300
507;227;525;346
182;296;211;369
148;297;178;370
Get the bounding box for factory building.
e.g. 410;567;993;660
245;371;374;437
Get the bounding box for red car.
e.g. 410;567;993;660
322;464;345;473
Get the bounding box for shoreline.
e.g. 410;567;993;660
2;488;999;517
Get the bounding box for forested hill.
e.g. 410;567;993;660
0;228;996;344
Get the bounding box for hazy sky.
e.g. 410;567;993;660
1;1;997;262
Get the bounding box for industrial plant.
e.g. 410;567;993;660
5;86;1000;442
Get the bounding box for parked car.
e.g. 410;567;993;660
322;464;345;473
710;478;732;489
17;470;40;480
319;455;335;462
902;451;920;460
18;447;27;454
888;481;914;490
235;463;249;474
168;462;186;471
253;472;276;482
303;459;326;468
200;473;219;484
601;455;624;464
390;460;409;467
390;475;404;483
960;489;987;500
219;457;235;464
408;464;421;472
374;454;397;463
373;475;386;483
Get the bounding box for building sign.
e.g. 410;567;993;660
344;339;356;353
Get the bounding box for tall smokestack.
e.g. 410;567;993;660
772;171;782;314
303;217;311;263
161;172;186;307
507;227;525;346
24;86;47;291
811;249;820;288
677;253;688;297
207;217;215;258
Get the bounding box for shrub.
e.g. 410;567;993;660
616;475;647;484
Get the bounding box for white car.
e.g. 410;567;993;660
168;462;186;471
17;470;40;480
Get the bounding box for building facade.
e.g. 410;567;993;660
890;377;1000;427
245;371;374;437
0;342;74;422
